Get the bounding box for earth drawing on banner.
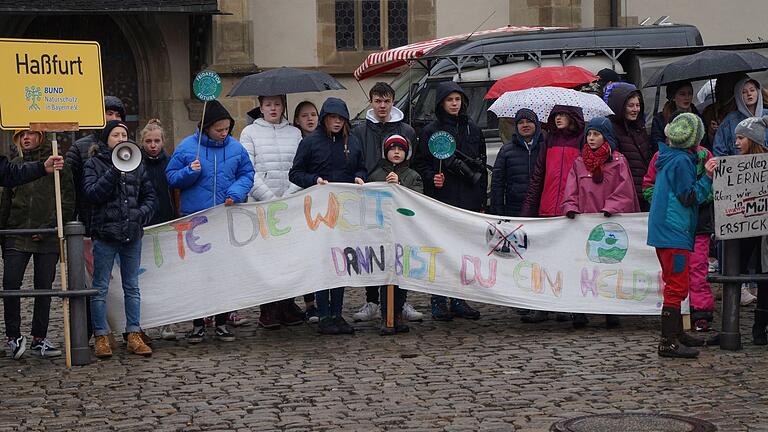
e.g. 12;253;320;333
585;222;629;264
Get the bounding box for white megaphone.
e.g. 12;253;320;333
111;140;142;172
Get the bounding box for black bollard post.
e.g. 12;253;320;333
720;239;742;351
65;221;92;365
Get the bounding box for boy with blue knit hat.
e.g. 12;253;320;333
647;113;717;359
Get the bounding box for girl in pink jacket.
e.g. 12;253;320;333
562;116;640;329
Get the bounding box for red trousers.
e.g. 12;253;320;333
656;247;690;309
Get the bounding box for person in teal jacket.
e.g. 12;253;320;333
647;113;717;359
166;100;255;343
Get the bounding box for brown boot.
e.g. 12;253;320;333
94;335;113;358
107;333;118;349
126;332;153;357
258;303;281;329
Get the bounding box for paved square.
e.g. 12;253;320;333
1;269;767;431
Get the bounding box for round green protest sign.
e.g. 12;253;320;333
193;70;222;101
428;131;457;160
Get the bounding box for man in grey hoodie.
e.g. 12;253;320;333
350;82;423;323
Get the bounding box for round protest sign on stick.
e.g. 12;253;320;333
194;71;223;101
193;70;223;160
428;131;457;174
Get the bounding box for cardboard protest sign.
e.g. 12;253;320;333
713;153;768;240
100;184;665;330
0;38;105;130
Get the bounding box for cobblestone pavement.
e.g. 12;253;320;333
1;268;767;432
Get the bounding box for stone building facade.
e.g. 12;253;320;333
1;0;765;154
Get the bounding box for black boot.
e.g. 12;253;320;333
379;314;410;336
658;307;699;358
278;299;305;326
677;312;705;347
521;310;549;323
605;315;621;329
450;299;481;320
753;308;768;345
571;313;589;329
430;297;453;321
394;314;410;333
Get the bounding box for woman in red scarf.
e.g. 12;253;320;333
561;116;640;328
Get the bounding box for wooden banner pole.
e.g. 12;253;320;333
386;285;395;328
52;134;72;369
196;100;208;161
31;122;78;369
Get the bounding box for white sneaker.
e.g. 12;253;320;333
741;283;757;306
7;336;27;360
402;302;424;322
707;259;719;273
353;302;380;322
160;325;177;341
30;338;61;358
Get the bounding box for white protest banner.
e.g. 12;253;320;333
102;184;664;330
713;153;768;240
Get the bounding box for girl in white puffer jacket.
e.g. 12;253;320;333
239;94;306;329
240;95;303;202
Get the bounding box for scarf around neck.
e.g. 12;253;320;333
582;142;612;183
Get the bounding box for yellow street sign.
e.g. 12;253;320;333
0;38;105;130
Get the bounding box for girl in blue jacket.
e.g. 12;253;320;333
166;100;255;344
289;97;365;335
647;113;717;359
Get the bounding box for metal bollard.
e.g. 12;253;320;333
720;239;742;351
65;221;92;365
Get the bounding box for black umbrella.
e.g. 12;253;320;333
643;50;768;88
227;67;346;96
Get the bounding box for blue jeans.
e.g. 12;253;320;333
315;288;344;318
90;239;143;336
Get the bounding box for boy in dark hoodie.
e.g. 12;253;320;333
412;81;487;321
367;134;423;335
491;108;543;217
290;97;366;335
647;113;716;359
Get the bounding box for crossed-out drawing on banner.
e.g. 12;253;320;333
101;183;666;330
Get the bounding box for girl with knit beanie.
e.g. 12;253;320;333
561;116;640;329
644;111;716;333
646;113;717;358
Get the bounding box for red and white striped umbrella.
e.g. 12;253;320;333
353;26;566;81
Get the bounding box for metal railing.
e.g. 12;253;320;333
0;221;95;365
